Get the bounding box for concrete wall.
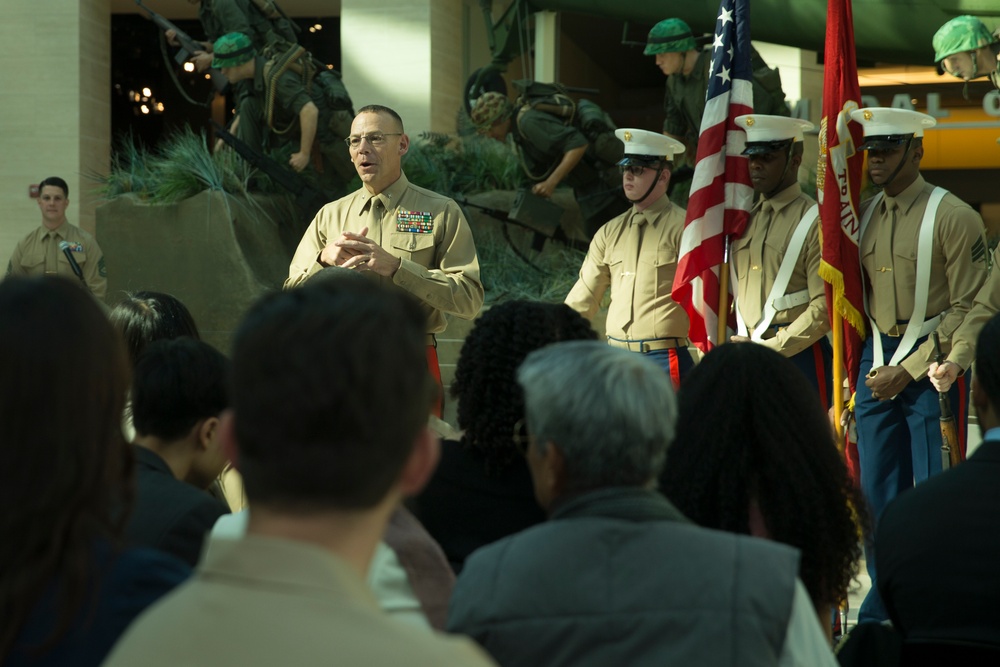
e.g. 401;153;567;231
0;0;110;268
341;0;465;136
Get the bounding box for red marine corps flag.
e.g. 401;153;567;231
671;0;754;351
817;0;866;434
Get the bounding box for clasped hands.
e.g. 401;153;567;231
320;226;401;278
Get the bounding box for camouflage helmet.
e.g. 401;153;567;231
933;15;997;62
644;18;697;56
470;92;512;131
212;32;256;69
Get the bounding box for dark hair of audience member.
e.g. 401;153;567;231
230;279;434;511
659;343;864;613
451;301;597;475
0;277;131;658
109;291;200;367
976;314;1000;414
131;338;230;441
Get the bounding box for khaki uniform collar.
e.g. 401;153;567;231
754;182;802;215
360;172;409;212
882;174;926;216
42;221;69;239
635;192;673;219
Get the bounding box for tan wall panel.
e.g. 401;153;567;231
0;0;109;272
341;0;464;137
430;0;463;135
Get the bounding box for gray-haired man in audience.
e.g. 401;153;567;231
448;341;837;667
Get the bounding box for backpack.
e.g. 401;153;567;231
260;45;353;138
510;79;618;180
511;79;617;140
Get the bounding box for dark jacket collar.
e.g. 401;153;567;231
969;438;1000;463
132;444;174;477
550;486;691;524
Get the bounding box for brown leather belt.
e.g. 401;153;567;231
607;336;687;353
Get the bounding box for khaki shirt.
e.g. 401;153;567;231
565;195;689;340
6;221;107;300
285;173;484;334
946;245;1000;370
860;175;988;379
104;535;494;667
732;184;828;357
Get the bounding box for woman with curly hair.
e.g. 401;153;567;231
659;342;864;635
0;278;189;666
410;300;597;572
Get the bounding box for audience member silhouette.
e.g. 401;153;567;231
0;277;189;667
449;341;837;666
124;338;232;567
660;342;863;630
104;276;492;666
410;300;596;572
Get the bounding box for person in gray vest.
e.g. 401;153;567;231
730;115;831;406
850;107;988;624
447;341;837;667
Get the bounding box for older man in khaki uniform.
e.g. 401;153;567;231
849;107;988;624
6;176;106;300
285;104;484;414
730;115;831;405
565;128;693;386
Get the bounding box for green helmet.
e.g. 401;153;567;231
644;18;696;56
933;15;997;62
212;32;255;69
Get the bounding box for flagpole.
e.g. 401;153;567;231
832;309;845;444
717;236;731;345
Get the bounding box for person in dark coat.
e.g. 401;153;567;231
409;301;596;572
447;341;837;667
125;338;232;567
876;312;1000;647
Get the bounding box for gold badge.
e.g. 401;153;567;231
623;131;632;142
745;117;755;126
863;109;873;121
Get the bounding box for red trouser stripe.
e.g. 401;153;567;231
427;345;442;418
668;349;681;389
811;342;829;409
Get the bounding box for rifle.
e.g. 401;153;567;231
212;121;331;221
135;0;229;93
932;331;963;470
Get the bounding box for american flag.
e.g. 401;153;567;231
670;0;754;352
817;0;865;388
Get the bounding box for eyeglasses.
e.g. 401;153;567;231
512;418;531;455
619;165;647;176
345;132;402;149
